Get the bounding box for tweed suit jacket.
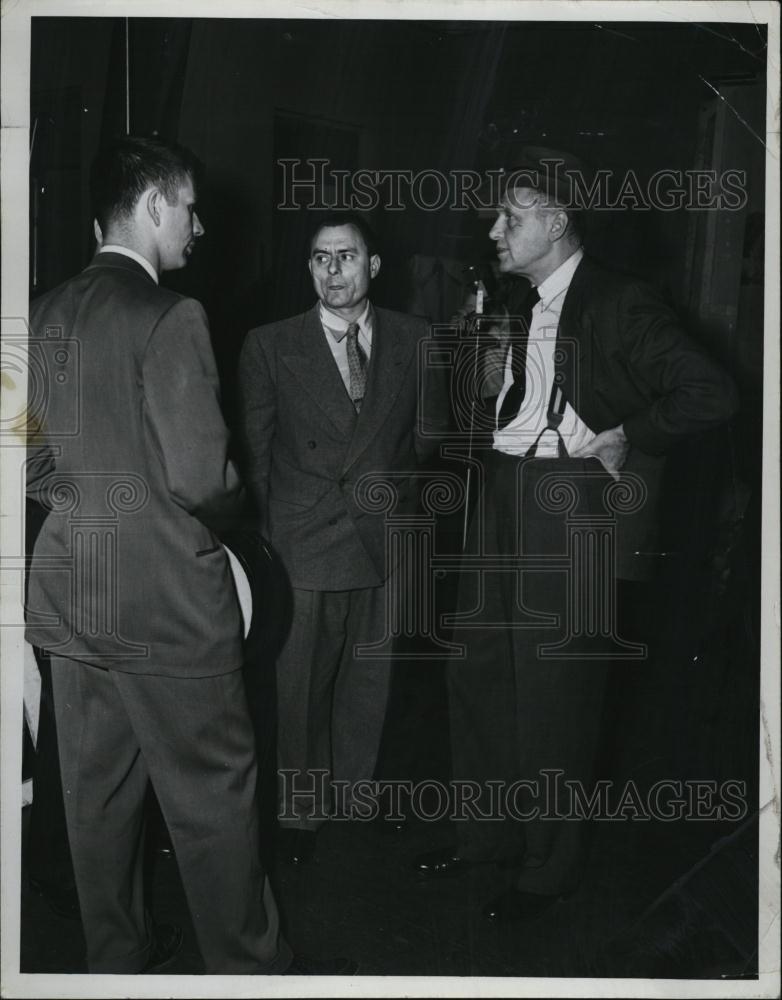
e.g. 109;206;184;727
25;252;245;675
237;304;449;591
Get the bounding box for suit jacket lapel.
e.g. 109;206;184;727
280;307;357;437
556;256;592;415
342;307;415;473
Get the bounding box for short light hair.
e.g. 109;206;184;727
90;135;202;232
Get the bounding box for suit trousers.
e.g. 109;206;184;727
27;650;75;893
448;451;623;896
50;654;291;974
276;582;391;829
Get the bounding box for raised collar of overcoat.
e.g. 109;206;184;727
557;253;627;331
550;254;595;416
555;254;601;384
557;253;599;333
85;251;157;284
280;304;417;471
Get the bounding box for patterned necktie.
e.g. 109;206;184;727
496;286;541;429
346;322;368;413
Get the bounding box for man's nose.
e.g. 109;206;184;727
488;215;503;240
327;257;340;274
193;212;205;238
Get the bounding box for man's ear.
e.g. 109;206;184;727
369;254;381;278
549;210;570;243
145;188;164;227
93;218;103;246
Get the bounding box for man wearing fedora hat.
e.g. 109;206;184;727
414;146;739;921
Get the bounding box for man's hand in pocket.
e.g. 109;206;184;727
571;424;629;479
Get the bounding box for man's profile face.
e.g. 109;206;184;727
309;224;380;318
489;186;552;279
157;176;204;272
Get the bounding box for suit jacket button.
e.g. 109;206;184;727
328;516;338;526
308;440;317;448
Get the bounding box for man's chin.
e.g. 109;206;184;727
323;294;350;309
160;258;188;274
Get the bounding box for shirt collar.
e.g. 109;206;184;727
99;245;159;284
319;301;372;342
535;247;584;307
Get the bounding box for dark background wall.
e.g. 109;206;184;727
30;19;765;384
29;16;766;801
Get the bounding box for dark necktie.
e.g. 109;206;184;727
496;286;540;429
346;322;368;413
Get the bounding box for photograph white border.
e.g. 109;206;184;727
2;2;779;997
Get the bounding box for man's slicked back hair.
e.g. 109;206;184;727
90;134;202;232
309;212;379;257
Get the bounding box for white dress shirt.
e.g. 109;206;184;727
99;244;159;284
493;248;595;458
319;301;373;395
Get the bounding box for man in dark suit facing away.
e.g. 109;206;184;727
238;213;449;863
25;136;293;974
414;147;740;920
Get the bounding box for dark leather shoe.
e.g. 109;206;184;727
141;923;183;973
482;888;564;922
285;954;359;975
414;846;473;878
278;829;317;864
28;877;81;921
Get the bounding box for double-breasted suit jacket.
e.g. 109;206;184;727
238;304;449;592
